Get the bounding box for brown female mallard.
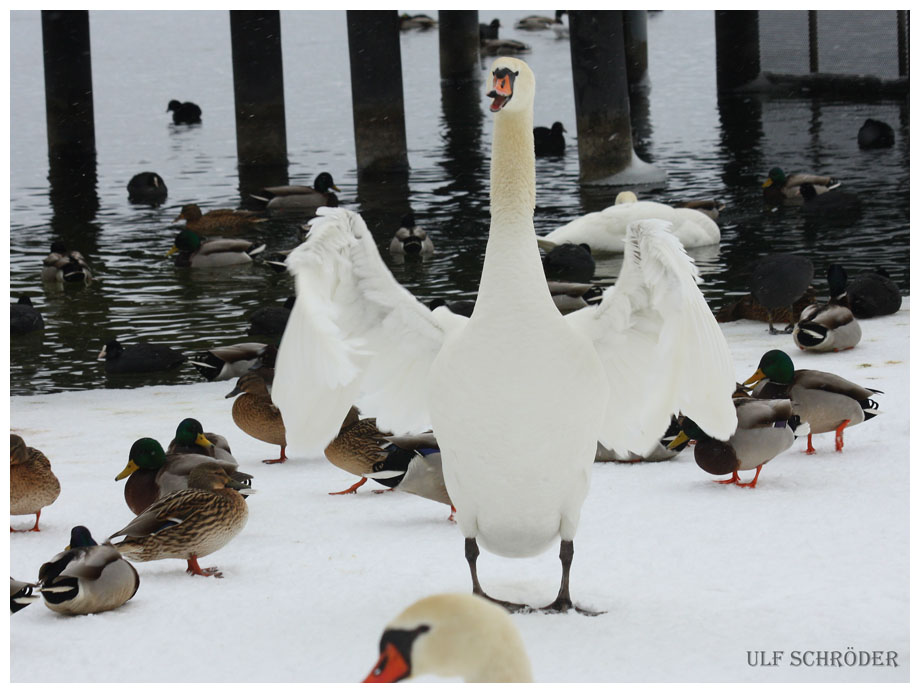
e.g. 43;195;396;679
10;434;61;532
225;372;287;463
109;462;252;578
173;203;265;235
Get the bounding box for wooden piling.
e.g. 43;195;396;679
346;10;410;179
808;11;819;73
229;11;288;172
568;10;663;184
438;10;481;83
41;10;95;162
715;11;761;92
623;11;649;92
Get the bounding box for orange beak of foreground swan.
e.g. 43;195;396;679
363;642;410;683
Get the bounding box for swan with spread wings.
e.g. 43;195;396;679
274;57;736;614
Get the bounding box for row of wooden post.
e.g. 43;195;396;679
40;9;654;191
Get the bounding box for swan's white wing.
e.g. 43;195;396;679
273;207;462;452
566;218;737;455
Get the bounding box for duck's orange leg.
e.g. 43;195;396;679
736;465;763;488
714;471;741;485
263;445;287;464
804;433;816;455
11;511;42;533
834;419;851;452
329;477;367;495
186;556;223;578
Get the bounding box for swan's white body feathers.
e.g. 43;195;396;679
539;200;720;253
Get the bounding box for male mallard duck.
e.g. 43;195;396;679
479;18;501;41
10;433;60;532
167;229;266;268
743;349;882;454
127;171;168;205
324;407;452;514
10;578;39;613
538;190;720;252
389;213;435;258
749;253;815;334
595;416;683;462
669;398;808;488
792;265;862;352
827;264;901;318
480;38;531;56
166;99;202;125
173;204;266;236
250;172;340;218
109;462;252;578
398;13;437;30
762;167;838;206
541;242;594;282
38;526;139;615
41;242;93;285
116;436;250;515
857;118;894;149
165;417;237;466
188;342;269;382
533;121;566;157
273;58;736;614
225;372;287;464
11;296;44;335
364;593;533;682
799;182;862;217
97;338;186;374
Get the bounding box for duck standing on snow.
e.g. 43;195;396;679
109;462;252;578
363;593;533;682
743;349;881;454
225;372;287;464
165;417;238;466
273;57;736;614
669;398;809;488
827;264;902;318
749;253;815;334
10;433;60;532
537;190;721;253
38;526;139;615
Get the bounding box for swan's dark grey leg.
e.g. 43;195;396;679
465;537;528;613
538;540;605;616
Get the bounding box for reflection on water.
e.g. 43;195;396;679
9;10;909;395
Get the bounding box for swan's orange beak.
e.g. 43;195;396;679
363;642;410;683
487;71;514;112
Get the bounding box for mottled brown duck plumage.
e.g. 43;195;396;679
174;203;266;235
10;434;60;532
225;372;287;463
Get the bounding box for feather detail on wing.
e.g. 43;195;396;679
273;207;460;453
566;219;737;455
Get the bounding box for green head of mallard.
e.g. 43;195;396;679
763;167;787;188
174;418;214;450
669;417;737;476
744;349;795;388
167;229;204;257
116;438;167;481
67;525;98;549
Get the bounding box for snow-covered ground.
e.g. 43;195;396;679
9;300;909;682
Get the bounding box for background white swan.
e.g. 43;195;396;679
273;57;736;614
538;190;721;253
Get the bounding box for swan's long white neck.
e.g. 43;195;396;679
476;105;553;313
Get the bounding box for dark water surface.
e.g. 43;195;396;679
9;10;910;396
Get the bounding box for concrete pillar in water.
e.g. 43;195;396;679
230;10;288;174
568;10;665;185
42;10;95;161
346;10;409;179
623;11;649;92
715;11;761;92
438;10;480;83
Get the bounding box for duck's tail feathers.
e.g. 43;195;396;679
247;243;267;257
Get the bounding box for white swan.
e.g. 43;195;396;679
273;57;736;613
363;593;533;682
538;189;721;253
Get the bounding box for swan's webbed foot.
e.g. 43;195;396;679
532;596;605;616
